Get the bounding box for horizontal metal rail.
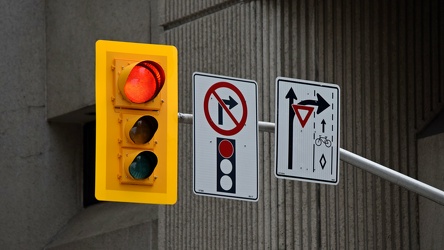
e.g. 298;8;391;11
178;112;276;132
179;112;444;206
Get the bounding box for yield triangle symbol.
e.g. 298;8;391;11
291;104;314;128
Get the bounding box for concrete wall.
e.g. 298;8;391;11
45;203;159;249
418;114;444;250
0;1;82;248
0;0;443;249
0;0;160;249
46;0;160;122
45;0;162;248
160;0;444;249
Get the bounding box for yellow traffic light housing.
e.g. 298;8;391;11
95;40;178;204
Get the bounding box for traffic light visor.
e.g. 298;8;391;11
119;60;165;103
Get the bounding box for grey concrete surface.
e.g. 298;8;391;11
45;202;158;249
46;0;155;120
0;0;443;249
418;132;444;250
0;1;82;249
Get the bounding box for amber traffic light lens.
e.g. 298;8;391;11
129;151;158;180
124;61;165;103
129;116;158;144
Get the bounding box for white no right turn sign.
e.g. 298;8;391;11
193;72;259;201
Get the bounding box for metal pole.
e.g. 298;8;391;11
179;112;276;132
179;113;444;205
339;148;444;205
178;112;193;124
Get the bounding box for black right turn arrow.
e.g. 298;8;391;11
218;96;238;125
298;93;330;114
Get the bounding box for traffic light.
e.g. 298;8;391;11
95;40;178;204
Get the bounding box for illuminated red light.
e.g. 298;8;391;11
124;61;165;103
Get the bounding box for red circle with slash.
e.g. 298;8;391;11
203;82;247;136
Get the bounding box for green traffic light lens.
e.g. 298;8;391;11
129;151;158;180
130;116;158;144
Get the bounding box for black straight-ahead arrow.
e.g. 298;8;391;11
298;93;330;114
321;119;326;133
218;96;238;125
286;88;297;170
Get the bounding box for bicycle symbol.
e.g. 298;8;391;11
315;135;332;148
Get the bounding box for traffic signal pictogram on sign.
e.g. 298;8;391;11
95;40;178;204
217;137;236;193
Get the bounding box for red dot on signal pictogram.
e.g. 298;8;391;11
218;139;234;158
